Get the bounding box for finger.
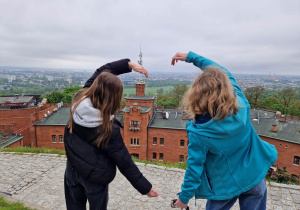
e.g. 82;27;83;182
171;58;176;66
142;68;149;78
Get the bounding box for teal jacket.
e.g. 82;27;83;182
179;52;277;204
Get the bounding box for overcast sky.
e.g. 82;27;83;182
0;0;299;75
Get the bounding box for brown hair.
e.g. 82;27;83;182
68;71;123;147
181;67;238;120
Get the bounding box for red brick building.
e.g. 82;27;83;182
0;95;60;148
1;87;299;178
250;109;300;177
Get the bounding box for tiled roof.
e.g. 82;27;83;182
115;111;124;125
148;109;189;130
0;133;23;148
122;106;152;113
124;95;155;100
0;96;34;104
250;109;300;144
33;105;300;145
36;106;70;126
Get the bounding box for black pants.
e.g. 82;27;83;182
64;162;109;210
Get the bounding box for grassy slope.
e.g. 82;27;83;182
0;196;36;210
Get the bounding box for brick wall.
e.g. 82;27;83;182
0;104;58;146
0;108;35;146
7;139;23;148
261;136;300;176
125;99;154;108
147;128;188;163
123;107;149;160
35;125;65;150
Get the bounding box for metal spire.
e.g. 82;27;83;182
138;44;143;82
138;44;143;66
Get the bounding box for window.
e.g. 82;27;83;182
153;153;157;160
59;135;63;143
153;137;157;145
179;155;184;162
180;140;185;147
294;156;300;165
131;153;139;159
52;135;57;143
160;138;164;146
130;138;139;145
159;153;163;160
130;121;140;127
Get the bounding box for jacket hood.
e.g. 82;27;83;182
187;97;248;139
73;97;114;128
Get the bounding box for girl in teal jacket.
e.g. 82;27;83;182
171;52;277;210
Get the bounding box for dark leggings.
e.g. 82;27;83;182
64;164;109;210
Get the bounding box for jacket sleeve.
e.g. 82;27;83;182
106;123;152;195
185;51;247;101
83;59;132;88
179;137;208;204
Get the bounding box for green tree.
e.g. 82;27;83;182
63;86;82;104
46;91;65;103
274;88;298;108
286;101;300;117
244;86;265;108
269;104;285;113
171;84;189;107
261;97;280;109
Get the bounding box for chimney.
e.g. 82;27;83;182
293;116;299;121
135;82;145;96
275;111;281;118
272;124;277;132
286;115;292;120
279;116;286;122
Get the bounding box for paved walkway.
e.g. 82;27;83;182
0;153;299;210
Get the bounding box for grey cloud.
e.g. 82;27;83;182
0;0;299;74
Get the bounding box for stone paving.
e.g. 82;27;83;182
0;152;299;210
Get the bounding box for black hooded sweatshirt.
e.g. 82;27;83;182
64;59;152;195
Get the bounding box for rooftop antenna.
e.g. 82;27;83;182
137;44;143;82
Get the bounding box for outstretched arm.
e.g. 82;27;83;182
106;123;159;197
171;51;245;99
84;59;148;88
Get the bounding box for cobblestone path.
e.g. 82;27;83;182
0;153;299;210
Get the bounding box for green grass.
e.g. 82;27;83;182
0;196;36;210
132;157;187;169
123;86;174;95
0;147;66;155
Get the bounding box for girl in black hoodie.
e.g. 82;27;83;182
64;59;158;210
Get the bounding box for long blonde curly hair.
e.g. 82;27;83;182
182;67;238;120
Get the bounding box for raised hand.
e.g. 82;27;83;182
128;62;149;78
146;188;159;197
171;52;188;66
